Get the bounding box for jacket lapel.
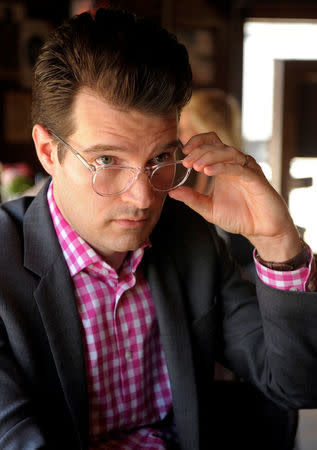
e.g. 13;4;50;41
23;186;89;448
143;247;200;450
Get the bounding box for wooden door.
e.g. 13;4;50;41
271;59;317;203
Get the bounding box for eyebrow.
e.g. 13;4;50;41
81;140;180;156
81;144;124;155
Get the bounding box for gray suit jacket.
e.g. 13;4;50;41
1;183;317;450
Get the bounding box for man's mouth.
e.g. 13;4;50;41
113;217;149;228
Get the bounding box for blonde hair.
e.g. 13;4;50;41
183;88;242;149
180;88;242;194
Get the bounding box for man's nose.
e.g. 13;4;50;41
120;171;155;209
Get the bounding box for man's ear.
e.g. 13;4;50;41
32;124;58;176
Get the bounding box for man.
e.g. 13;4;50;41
0;7;317;450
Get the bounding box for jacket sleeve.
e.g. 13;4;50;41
212;231;317;409
0;200;62;449
0;319;48;449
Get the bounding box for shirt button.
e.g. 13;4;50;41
289;287;298;291
125;350;132;361
151;432;161;438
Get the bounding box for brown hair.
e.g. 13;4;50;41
32;8;192;142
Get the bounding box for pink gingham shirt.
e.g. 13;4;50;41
254;249;317;292
47;184;173;449
47;183;316;449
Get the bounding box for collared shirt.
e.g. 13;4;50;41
47;183;173;449
47;182;315;448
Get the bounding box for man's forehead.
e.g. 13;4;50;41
73;88;178;122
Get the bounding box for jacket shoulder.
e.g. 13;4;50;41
160;197;212;231
0;196;34;233
0;196;35;264
156;197;218;245
150;197;225;267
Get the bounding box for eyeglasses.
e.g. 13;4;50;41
50;131;191;197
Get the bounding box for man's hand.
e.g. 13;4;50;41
169;132;302;262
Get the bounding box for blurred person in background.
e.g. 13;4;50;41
179;88;242;194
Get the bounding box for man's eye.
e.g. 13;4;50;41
153;152;174;164
95;155;114;166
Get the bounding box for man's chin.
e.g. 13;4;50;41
111;220;156;245
108;228;149;252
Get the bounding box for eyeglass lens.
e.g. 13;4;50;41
92;161;189;196
151;161;188;191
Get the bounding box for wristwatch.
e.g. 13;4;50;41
255;240;310;271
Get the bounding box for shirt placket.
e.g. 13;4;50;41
113;270;139;404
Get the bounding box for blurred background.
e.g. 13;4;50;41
1;1;317;447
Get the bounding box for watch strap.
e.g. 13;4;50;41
255;240;310;271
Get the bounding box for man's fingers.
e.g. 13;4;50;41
168;186;213;220
182;131;222;154
182;145;216;167
202;161;257;179
183;146;248;172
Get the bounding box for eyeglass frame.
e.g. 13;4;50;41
49;130;191;197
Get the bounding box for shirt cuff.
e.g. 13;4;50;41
254;247;317;292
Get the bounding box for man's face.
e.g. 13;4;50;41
51;89;179;267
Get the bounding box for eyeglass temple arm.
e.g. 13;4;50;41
49;130;94;171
